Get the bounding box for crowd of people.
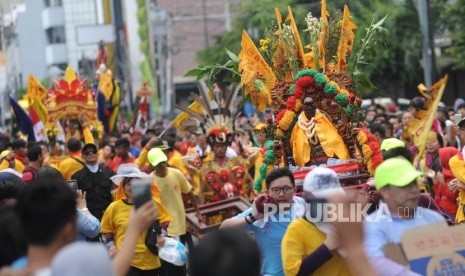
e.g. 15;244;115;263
0;95;464;276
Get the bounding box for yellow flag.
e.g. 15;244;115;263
318;0;330;70
109;80;120;132
25;75;48;123
336;5;357;73
238;30;277;98
173;101;204;130
98;70;114;99
406;75;448;170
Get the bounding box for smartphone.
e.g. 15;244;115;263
132;179;152;209
254;194;278;213
68;180;78;194
455;114;462;125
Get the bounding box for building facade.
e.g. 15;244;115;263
5;0;101;90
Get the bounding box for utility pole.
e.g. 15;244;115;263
202;0;209;48
418;0;436;87
224;0;231;31
166;14;173;113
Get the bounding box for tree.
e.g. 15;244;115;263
438;0;465;69
197;0;309;65
196;0;435;98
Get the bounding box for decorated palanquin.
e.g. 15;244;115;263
200;156;253;204
238;1;383;191
44;67;103;144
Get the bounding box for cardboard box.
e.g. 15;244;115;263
383;222;465;276
402;222;465;275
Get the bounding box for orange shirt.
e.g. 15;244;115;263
108;156;135;173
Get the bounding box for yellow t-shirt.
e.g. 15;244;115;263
168;150;189;175
58;156;84;181
0;159;24;173
101;199;166;270
281;218;352;276
151;167;192;236
450;155;465;223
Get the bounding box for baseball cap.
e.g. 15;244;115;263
148;148;168;167
82;143;98;154
380;138;405;151
374;158;423;190
303;167;345;198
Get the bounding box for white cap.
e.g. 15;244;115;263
303;167;345;198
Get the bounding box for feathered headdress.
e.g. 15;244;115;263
175;80;240;145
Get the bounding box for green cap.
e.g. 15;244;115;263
374;158;423;190
380;138;405;151
148;148;168;167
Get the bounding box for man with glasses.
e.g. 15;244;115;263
220;168;305;276
72;143;114;222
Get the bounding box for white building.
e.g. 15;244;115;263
5;0;102;89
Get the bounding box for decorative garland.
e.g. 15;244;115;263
356;128;383;174
275;68;364;137
254;140;276;192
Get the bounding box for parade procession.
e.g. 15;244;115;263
1;0;465;275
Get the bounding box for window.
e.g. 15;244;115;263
44;0;63;8
46;27;66;44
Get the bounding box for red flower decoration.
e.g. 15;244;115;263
296;76;314;89
286;96;297;110
293;86;304;99
276;110;286;124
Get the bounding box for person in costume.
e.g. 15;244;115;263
291;96;350;167
200;127;256;204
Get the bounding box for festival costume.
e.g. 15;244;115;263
291;110;350;167
176;84;257;205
